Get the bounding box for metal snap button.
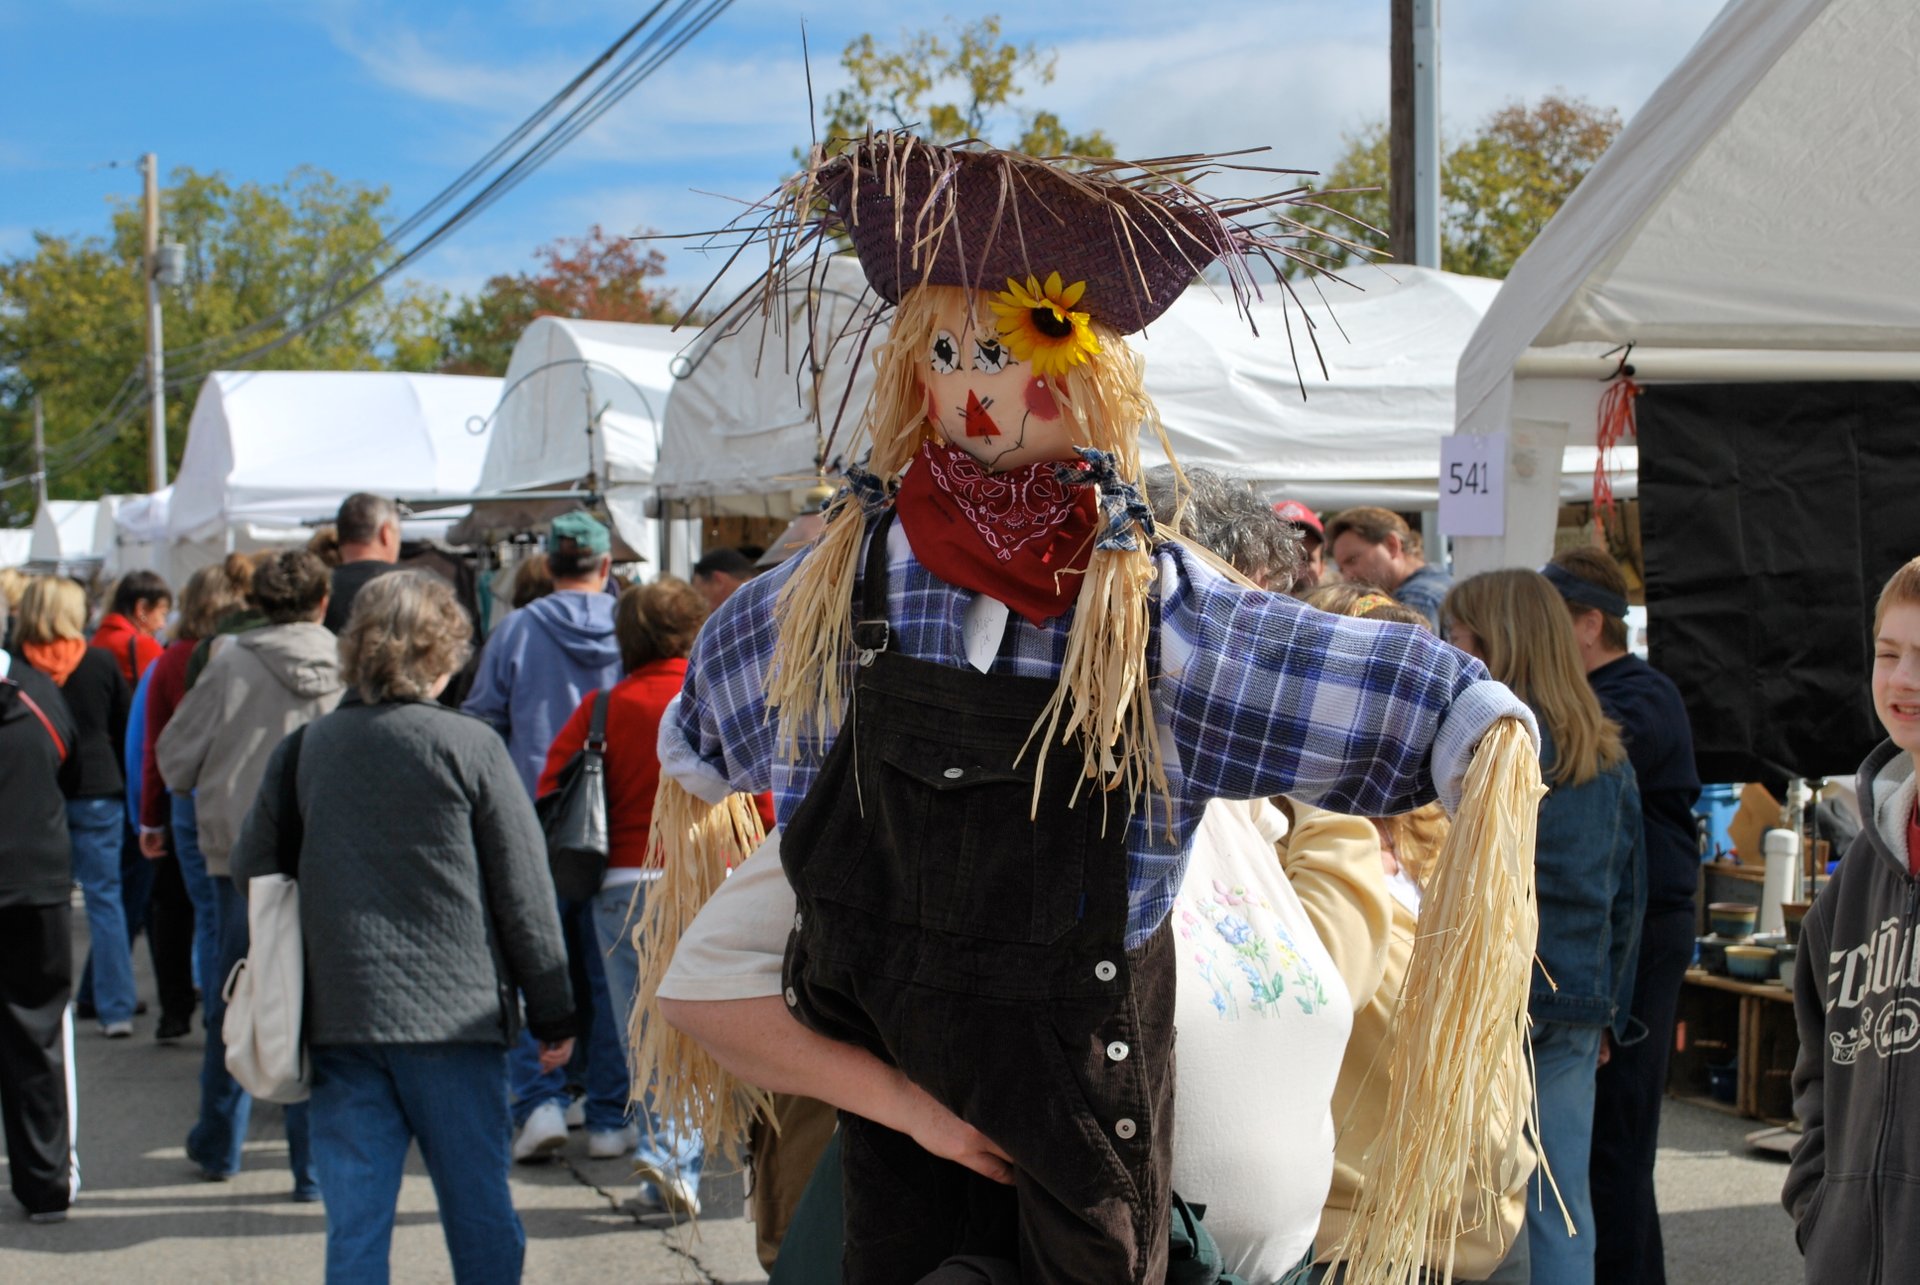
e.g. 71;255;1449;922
1094;960;1118;982
1106;1041;1130;1063
1114;1118;1137;1140
942;767;965;779
784;987;798;1006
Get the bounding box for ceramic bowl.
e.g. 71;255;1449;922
1696;936;1729;973
1781;901;1812;946
1709;901;1758;939
1776;944;1798;986
1726;943;1777;981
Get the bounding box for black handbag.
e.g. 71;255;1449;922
537;690;611;901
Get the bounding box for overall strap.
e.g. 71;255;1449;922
853;509;897;658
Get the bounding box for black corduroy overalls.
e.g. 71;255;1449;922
780;511;1176;1284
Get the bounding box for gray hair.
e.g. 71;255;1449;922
338;570;473;703
335;492;400;548
1144;466;1300;588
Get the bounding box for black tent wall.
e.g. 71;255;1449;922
1638;380;1920;786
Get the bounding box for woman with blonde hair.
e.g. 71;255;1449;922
233;570;574;1282
1443;569;1645;1285
15;576;140;1035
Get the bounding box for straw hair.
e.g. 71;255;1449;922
15;576;87;644
627;781;772;1173
1443;570;1625;787
765;283;1167;811
1335;718;1547;1283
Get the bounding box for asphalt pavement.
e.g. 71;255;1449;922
0;898;1804;1283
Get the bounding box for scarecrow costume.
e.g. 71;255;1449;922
647;134;1543;1284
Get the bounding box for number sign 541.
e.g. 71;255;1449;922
1438;433;1505;537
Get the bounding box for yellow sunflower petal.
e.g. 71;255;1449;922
1043;270;1064;300
1060;279;1087;308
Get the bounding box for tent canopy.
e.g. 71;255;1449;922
658;259;1523;517
168;370;501;543
29;499;101;567
474;316;683;494
1453;0;1920;569
0;528;30;570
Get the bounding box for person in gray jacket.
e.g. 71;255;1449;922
234;570;576;1285
157;550;341;1194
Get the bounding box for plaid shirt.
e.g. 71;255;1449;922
668;522;1529;949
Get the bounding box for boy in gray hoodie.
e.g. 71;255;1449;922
1785;555;1920;1281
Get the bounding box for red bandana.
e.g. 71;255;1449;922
894;440;1097;625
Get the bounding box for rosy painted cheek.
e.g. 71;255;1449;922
1024;376;1060;422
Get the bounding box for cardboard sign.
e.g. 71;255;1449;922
1439;432;1506;537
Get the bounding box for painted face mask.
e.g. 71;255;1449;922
922;290;1074;475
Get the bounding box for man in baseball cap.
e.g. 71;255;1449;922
1272;500;1325;593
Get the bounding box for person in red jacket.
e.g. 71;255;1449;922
92;571;171;685
540;577;736;1218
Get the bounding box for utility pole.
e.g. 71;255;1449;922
1389;0;1444;268
142;153;167;492
32;394;48;508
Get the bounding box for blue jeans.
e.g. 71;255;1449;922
187;875;315;1194
309;1043;523;1285
1527;1021;1603;1285
78;825;156;1014
170;793;221;996
509;896;626;1132
593;881;704;1185
67;797;138;1025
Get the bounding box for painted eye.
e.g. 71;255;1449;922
929;331;960;375
973;336;1011;374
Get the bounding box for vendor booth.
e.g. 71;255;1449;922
456;316;691;574
0;527;30;570
1450;0;1920;786
167;369;502;577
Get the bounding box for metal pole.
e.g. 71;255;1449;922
1388;0;1415;265
32;394;48;507
1412;0;1442;268
142;153;168;491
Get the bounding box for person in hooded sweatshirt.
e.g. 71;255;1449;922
1785;554;1920;1282
464;512;632;1165
157;550;342;1197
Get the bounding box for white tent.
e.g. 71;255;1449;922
105;488;172;581
28;499;102;571
168;370;501;557
658;259;1539;517
0;527;34;569
1452;0;1920;572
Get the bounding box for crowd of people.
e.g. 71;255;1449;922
1;471;1914;1285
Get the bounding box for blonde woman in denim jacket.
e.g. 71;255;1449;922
1444;569;1645;1285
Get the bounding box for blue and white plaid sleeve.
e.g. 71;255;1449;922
1158;545;1533;816
670;555;806;799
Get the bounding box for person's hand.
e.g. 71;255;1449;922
138;827;168;860
1598;1031;1613;1068
894;1072;1016;1185
537;1039;575;1073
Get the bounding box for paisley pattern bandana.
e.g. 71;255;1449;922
894;439;1098;625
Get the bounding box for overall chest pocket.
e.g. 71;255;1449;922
866;731;1094;946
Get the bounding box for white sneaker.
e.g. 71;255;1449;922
512;1102;568;1164
587;1124;638;1159
562;1095;586;1130
101;1021;133;1039
632;1163;702;1218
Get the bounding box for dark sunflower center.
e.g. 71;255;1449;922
1029;307;1075;339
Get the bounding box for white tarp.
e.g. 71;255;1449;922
168;370;501;544
657;259;1534;516
0;527;34;569
29;499;101;567
1453;0;1920;571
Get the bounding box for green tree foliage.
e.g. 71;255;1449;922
815;16;1115;161
1290;94;1623;279
0;166;442;514
438;225;675;377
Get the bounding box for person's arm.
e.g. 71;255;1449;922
1278;801;1394;1007
1606;774;1648;1040
459;623;515;736
154;672;222;794
659;558;796;802
107;657;130;777
1783;890;1836;1241
1159;545;1536;817
467;731;577;1042
659;994;1013;1183
536;694;593;800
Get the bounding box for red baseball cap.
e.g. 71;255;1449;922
1272;500;1324;541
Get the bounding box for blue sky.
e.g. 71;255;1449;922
1;0;1730;305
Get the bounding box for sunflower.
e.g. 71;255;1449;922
988;271;1101;379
